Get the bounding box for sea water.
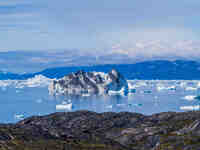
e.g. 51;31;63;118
1;77;200;123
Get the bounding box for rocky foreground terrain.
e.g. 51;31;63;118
1;111;200;150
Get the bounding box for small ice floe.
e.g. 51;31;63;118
127;82;135;89
108;87;125;95
182;95;196;101
14;114;25;120
116;104;126;107
197;82;200;88
143;90;152;94
157;85;176;91
180;105;200;111
180;81;187;88
82;93;91;97
185;87;198;91
36;99;43;103
128;88;136;93
167;86;176;91
194;96;200;101
16;90;21;93
1;87;7;91
157;86;166;91
106;105;113;109
154;96;158;99
127;80;147;89
127;103;143;108
128;92;135;96
56;101;73;111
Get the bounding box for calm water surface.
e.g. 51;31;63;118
1;80;200;123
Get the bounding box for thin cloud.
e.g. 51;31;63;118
110;40;200;60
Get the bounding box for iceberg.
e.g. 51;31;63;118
0;75;52;90
156;85;176;91
56;102;73;111
17;75;52;88
182;95;196;101
180;105;200;111
14;114;25;120
49;69;129;96
108;87;126;95
185;87;198;91
106;105;113;109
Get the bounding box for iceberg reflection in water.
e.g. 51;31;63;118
1;79;200;123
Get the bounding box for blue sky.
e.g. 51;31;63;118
0;0;200;59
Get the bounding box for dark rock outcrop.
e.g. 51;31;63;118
49;69;128;95
1;111;200;149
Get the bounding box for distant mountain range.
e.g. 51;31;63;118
1;60;200;80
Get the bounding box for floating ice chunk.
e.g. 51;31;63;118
197;82;200;88
128;92;134;96
180;105;200;111
127;82;137;89
167;86;176;91
93;72;107;80
157;86;165;91
0;80;12;87
82;93;91;97
106;105;113;109
156;85;176;91
194;96;200;100
16;90;21;93
129;88;136;93
154;96;158;99
56;102;72;111
0;75;52;89
136;104;143;107
128;80;147;88
180;81;187;88
36;99;43;103
14;114;25;120
129;104;143;107
185;87;198;91
108;87;125;95
116;104;126;107
20;75;52;88
182;95;196;101
1;87;7;91
143;90;152;94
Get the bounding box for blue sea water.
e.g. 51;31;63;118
1;78;200;123
2;61;200;122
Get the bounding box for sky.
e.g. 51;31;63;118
1;0;200;60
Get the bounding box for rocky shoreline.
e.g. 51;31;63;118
1;110;200;150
